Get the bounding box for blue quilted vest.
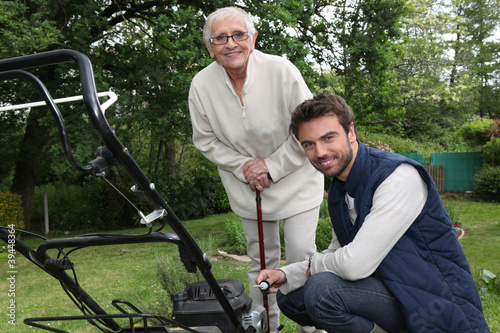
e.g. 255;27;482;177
328;143;489;333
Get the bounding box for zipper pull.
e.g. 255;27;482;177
241;106;246;118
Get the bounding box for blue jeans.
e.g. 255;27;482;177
277;272;407;333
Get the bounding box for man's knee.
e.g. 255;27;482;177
277;289;314;327
303;272;349;320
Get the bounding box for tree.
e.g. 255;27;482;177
294;0;408;132
1;0;221;228
0;0;327;228
0;1;63;228
458;0;500;118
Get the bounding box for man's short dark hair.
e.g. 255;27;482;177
290;93;356;140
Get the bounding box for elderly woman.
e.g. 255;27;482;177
188;7;324;333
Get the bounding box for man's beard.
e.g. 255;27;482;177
314;143;353;178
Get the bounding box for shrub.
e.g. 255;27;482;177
81;179;139;230
319;200;329;219
222;218;246;255
482;137;500;166
0;192;24;229
474;165;500;202
486;118;499;139
443;202;459;223
316;216;333;252
359;129;446;157
156;170;229;221
31;179;139;233
457;118;495;146
155;251;204;317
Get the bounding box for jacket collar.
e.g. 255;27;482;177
329;142;367;201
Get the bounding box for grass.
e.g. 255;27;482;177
0;199;499;333
442;198;500;330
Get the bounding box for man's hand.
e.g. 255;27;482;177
244;159;271;192
256;269;287;294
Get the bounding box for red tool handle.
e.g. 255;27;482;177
256;190;270;333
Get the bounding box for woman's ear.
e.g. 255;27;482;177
205;42;215;59
250;31;258;52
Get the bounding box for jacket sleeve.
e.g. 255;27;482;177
262;63;313;182
189;88;252;184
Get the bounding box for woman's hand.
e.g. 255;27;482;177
244;159;271;192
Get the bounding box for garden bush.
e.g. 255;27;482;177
316;216;333;251
31;178;139;233
0;192;24;229
223;218;246;255
486;118;499;139
474;165;500;202
359;129;450;157
482;137;500;166
156;170;229;221
457;118;496;146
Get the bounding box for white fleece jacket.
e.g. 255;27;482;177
189;50;323;220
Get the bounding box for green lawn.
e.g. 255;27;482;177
443;198;500;331
0;199;499;333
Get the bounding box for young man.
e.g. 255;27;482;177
257;94;490;333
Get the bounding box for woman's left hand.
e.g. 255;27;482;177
244;159;271;191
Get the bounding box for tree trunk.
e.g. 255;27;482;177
10;106;50;230
165;138;177;178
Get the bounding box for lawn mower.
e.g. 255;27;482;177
0;49;267;333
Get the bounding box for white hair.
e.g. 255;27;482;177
203;7;256;51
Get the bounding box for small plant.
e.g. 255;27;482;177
444;202;458;223
156;255;204;297
154;237;214;316
319;199;329;219
222;218;247;255
316;216;333;252
480;270;500;295
474;165;500;202
482;137;500;166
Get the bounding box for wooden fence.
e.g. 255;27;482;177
423;165;445;192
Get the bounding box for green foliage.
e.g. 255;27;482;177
0;0;63;56
457;118;496;146
1;201;499;332
480;270;500;295
443;202;458;223
482;137;500;166
2;0;500;233
156;169;230;221
222;218;247;255
487;119;500;139
474;165;500;202
0;192;24;229
309;0;408;130
316;216;333;252
319;199;329;219
359;128;445;157
156;252;204;314
30;179;139;233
